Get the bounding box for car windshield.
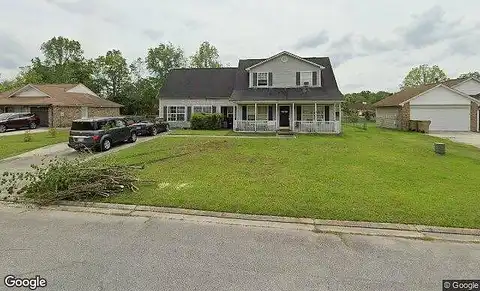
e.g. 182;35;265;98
0;113;14;120
71;121;99;131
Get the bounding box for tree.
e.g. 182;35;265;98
190;41;222;68
146;42;186;84
400;64;447;89
40;36;84;67
459;71;480;79
92;49;131;101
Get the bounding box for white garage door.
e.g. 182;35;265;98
410;105;470;131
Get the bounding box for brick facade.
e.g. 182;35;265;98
50;106;120;128
398;102;410;130
471;101;479;132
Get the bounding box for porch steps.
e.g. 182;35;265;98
276;129;295;136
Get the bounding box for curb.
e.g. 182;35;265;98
1;200;479;243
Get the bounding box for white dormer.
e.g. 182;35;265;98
452;78;480;96
8;84;49;97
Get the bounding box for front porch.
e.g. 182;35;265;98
233;102;342;133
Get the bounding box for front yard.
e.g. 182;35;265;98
0;130;69;160
100;126;480;228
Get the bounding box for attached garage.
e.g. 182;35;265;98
30;107;50;127
410;105;470;131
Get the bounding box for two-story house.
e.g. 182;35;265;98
158;51;344;133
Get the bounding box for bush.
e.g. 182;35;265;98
190;113;224;130
23;130;32;142
48;127;57;138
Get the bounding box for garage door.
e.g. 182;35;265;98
410;105;470;131
30;107;50;127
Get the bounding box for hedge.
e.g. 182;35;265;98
190;113;224;130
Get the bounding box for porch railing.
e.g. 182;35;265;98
294;121;340;133
234;120;277;132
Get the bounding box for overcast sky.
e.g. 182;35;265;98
1;0;479;93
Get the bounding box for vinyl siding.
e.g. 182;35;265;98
249;55;321;88
452;79;480;96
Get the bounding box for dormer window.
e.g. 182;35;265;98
257;72;268;86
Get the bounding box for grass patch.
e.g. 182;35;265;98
99;126;480;228
170;129;277;136
0;130;69;160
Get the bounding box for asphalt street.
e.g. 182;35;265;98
0;206;479;291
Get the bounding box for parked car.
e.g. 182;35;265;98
0;113;40;133
68;117;137;152
124;116;169;136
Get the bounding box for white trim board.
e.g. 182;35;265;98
245;51;325;71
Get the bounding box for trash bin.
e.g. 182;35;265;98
409;120;419;131
417;120;431;133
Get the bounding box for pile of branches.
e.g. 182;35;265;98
1;157;152;205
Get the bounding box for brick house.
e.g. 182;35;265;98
374;78;480;132
0;83;122;127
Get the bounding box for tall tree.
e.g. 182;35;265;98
190;41;222;68
146;42;186;84
400;64;447;89
459;71;480;79
92;49;131;101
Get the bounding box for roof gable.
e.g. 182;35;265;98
8;84;50;98
405;84;478;106
245;51;325;71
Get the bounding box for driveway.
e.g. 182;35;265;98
0;205;479;291
429;131;480;149
0;133;166;173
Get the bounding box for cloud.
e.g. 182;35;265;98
294;30;329;50
397;5;473;49
143;29;164;41
44;0;96;15
0;33;30;70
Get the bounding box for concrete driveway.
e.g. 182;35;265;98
0;205;479;291
0;133;166;173
429;132;480;149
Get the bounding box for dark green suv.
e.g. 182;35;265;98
68;117;137;152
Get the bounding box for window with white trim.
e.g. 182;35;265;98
246;105;255;120
257;72;268;87
193;106;213;114
302;105;314;121
167;106;186;121
316;106;325;121
257;105;268;120
300;72;312;86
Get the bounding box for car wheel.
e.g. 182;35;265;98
29;122;37;129
151;127;157;136
128;132;137;143
0;125;6;133
101;139;112;151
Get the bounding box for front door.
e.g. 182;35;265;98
279;106;290;127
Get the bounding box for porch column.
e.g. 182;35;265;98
292;103;295;130
314;103;317;122
338;102;342;133
275;103;278;129
254;103;257;132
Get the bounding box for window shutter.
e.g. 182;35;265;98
268;106;273;121
268;72;273;86
242;106;247;120
296;72;300;86
187;106;192;121
212;106;216;113
296;105;302;121
252;73;258;87
163;106;167;120
312;71;318;86
324;105;330;121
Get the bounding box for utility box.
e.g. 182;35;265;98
434;143;446;155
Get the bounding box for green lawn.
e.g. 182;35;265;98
100;125;480;228
0;130;69;160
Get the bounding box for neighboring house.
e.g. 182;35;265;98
374;78;480;132
159;51;344;133
347;103;374;116
0;84;123;127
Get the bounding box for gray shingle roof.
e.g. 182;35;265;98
158;55;344;101
159;68;237;98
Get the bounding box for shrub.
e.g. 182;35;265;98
23;130;32;142
190;113;224;130
48;127;57;138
